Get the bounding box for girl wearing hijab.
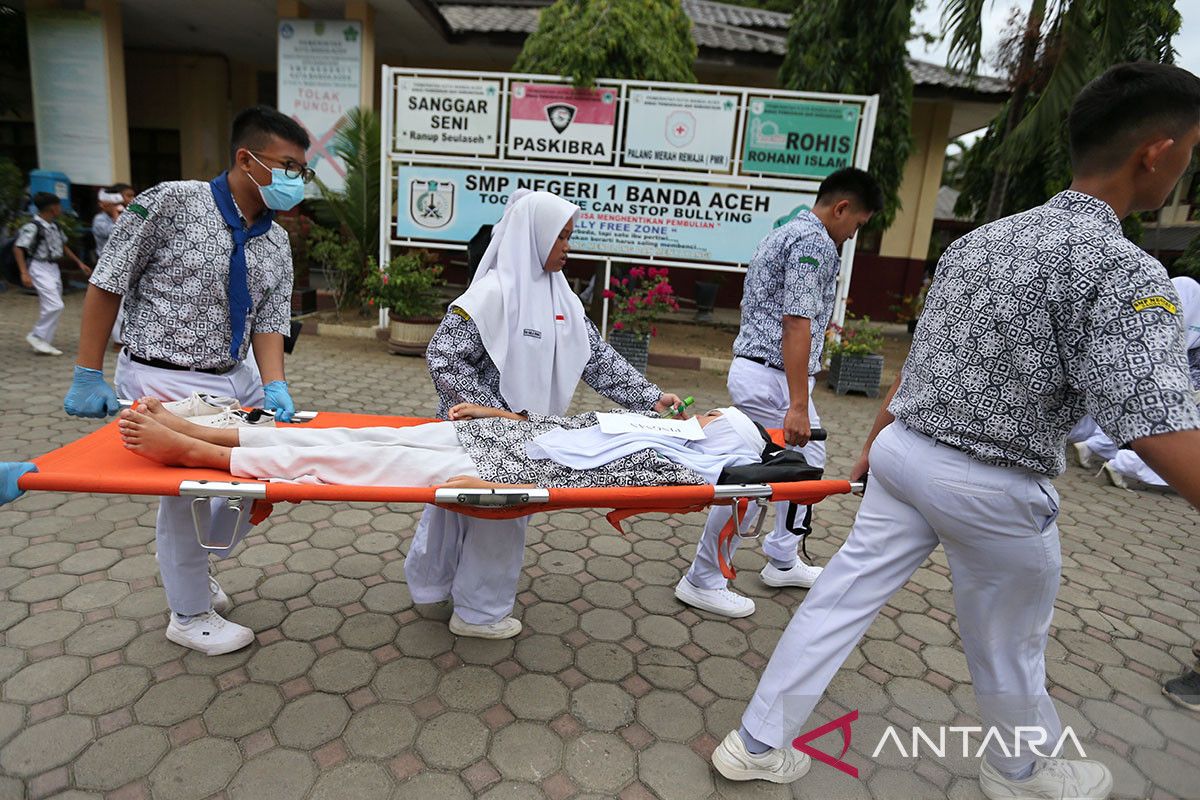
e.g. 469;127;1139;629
405;190;685;639
1072;276;1200;488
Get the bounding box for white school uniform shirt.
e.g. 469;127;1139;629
15;216;65;262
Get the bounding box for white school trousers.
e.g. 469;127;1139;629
685;357;826;589
1081;423;1120;463
27;259;64;343
741;421;1062;778
231;422;477;486
115;350;265;616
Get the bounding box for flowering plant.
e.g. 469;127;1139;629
825;316;885;357
364;250;443;320
602;266;680;337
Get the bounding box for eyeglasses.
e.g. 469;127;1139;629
250;151;315;184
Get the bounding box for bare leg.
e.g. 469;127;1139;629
119;409;233;469
136;397;239;447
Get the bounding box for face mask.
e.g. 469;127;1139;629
247;153;306;211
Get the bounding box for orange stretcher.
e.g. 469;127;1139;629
16;412;860;578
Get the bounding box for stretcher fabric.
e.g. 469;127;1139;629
17;412;851;526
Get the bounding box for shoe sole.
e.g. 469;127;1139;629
165;626;254;656
674;586;755;618
979;763;1113;800
448;619;522;640
1162;686;1200;712
760;573;818;589
712;745;811;783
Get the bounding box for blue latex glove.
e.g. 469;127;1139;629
1;463;37;506
263;380;295;423
64;365;120;418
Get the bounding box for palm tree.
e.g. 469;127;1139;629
313;106;381;276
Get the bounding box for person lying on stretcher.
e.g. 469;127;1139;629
117;398;822;489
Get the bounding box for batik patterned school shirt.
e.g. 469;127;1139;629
90;181;293;369
426;310;663;419
890;190;1200;477
15;216;65;262
732;210;841;376
454;411;704;488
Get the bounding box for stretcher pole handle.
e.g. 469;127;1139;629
809;428;827;442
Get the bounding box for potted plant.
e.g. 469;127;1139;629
602;265;680;373
826;316;885;397
364;250;444;356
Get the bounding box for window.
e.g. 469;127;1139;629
129;128;180;190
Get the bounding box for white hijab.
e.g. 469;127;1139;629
1172;276;1200;351
452;190;589;415
525;408;766;484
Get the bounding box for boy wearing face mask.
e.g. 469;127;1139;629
62;105;311;656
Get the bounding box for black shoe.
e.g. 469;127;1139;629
1163;670;1200;711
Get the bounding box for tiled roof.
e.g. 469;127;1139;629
437;1;1009;95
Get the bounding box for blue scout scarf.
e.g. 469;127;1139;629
209;172;275;362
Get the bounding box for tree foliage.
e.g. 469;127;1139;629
779;0;914;228
513;0;697;86
1174;232;1200;282
951;0;1181;222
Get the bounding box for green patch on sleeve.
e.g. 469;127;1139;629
796;256;819;269
126;203;149;219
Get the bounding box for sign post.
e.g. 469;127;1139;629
380;68;877;334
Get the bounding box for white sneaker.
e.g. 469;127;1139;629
674;577;755;618
712;729;811;784
979;756;1112;800
190;408;276;429
1071;442;1096;469
449;612;522;640
25;333;62;356
209;575;231;614
165;610;254;656
760;561;823;589
1100;462;1134;490
162;393;239;418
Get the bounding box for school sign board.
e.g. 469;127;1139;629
278;19;362;192
380;68;878;330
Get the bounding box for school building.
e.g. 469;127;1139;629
3;0;1022;319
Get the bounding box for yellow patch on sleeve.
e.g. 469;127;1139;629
1132;295;1177;314
451;306;471;321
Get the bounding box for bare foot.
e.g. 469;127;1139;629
119;409;213;467
137;397;230;444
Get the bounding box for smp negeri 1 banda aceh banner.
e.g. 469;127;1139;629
379;68;879;328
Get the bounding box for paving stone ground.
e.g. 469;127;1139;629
2;290;1199;799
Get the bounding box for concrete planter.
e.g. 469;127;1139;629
828;352;884;398
388;312;440;356
609;329;650;374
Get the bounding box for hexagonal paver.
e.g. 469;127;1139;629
640;742;714;800
514;633;573;673
577;642;635;682
636;691;703;741
68;665;152;715
149;737;239;800
392;772;470;800
564;732;635;794
310;649;377;693
228;748;317;800
503;673;569;720
338;612;399;649
396;619;454;658
415;711;489;769
114;587;168;619
691;620;749;656
9;574;79;603
698;656;759;700
256;572;315;600
203;683;283;738
361;582;412;614
5;655;89;704
437;665;505;712
6;610;82;647
579;608;633;642
344;703;418;758
0;714;94;777
65;618;139;657
274;692;351;749
74;725;168;790
489;721;563;781
635;616;689;649
134;675;217;726
10;541;74;568
571;683;634;731
280;606;343;641
247;640;317;683
373;657;439;703
63;580;130;611
60;547;122;575
226;599;286;632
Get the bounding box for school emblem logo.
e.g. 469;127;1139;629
545;103;576;134
410;179;455;229
665;110;695;148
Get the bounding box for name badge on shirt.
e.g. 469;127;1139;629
523;328;542;339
